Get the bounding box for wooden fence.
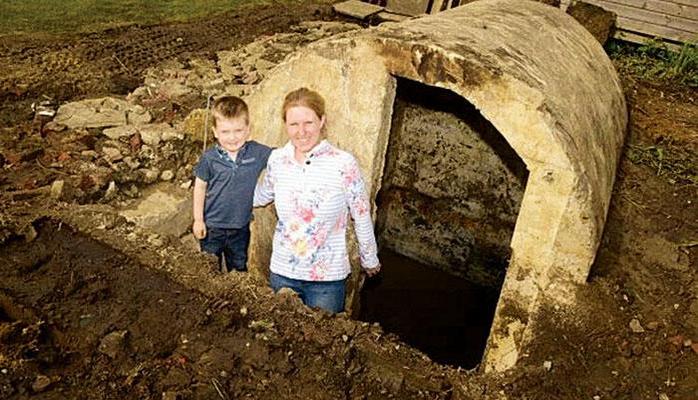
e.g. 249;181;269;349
565;0;696;45
359;0;698;45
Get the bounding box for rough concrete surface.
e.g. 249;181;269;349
377;94;526;287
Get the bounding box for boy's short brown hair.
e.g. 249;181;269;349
211;96;249;127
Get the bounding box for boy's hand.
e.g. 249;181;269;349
193;220;207;239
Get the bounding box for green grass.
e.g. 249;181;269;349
0;0;273;36
607;39;698;87
627;139;698;186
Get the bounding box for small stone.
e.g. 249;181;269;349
668;335;683;347
180;180;192;190
103;125;137;140
102;147;123;162
593;396;600;400
81;150;98;160
98;330;128;359
162;391;178;400
50;180;64;200
139;168;160;184
148;234;164;247
32;375;51;392
239;306;248;317
79;314;94;327
22;224;37;243
682;339;692;347
122;156;140;170
629;318;645;333
342;334;349;342
124;184;140;197
219;370;229;378
646;321;660;331
160;170;174;181
543;360;552;371
43;121;66;132
104;181;117;200
658;393;669;400
241;70;261;85
161;128;184;142
138;124;167;146
130;133;142;153
1;368;7;374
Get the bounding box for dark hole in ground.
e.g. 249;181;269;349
359;249;499;368
361;78;527;368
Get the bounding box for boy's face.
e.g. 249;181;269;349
213;115;249;154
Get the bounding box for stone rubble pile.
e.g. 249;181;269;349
39;21;362;205
128;21;361;104
40;96;197;203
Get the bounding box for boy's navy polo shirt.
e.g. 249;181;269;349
194;140;272;229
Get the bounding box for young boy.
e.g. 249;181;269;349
192;96;271;272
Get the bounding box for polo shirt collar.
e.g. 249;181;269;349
283;139;330;159
215;142;248;164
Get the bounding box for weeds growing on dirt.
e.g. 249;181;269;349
0;0;288;36
627;139;698;186
607;39;698;87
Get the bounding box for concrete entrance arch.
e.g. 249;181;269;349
246;0;627;372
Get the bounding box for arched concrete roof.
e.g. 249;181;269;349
246;0;627;371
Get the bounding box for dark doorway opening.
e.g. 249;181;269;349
359;78;528;368
360;249;499;368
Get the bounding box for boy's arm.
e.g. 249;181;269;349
192;177;208;239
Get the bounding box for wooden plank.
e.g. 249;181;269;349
334;0;384;19
618;15;698;42
583;0;698;33
429;0;446;14
614;28;682;50
385;0;430;15
589;0;698;21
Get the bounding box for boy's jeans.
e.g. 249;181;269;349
269;272;346;313
199;224;250;272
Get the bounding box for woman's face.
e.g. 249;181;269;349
285;105;325;154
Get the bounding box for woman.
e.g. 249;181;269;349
254;87;380;313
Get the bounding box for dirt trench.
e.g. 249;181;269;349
1;217;453;399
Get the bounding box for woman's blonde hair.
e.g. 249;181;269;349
282;87;326;122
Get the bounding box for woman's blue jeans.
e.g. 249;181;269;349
269;272;346;313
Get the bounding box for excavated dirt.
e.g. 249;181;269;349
0;1;697;399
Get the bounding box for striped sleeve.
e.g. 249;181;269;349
342;156;379;270
253;153;275;207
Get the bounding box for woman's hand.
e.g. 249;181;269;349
192;220;207;239
364;264;381;277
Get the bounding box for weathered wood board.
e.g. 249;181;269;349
562;0;698;44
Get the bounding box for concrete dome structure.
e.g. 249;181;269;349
246;0;627;371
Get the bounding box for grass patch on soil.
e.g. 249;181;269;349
608;39;698;87
0;0;287;36
627;139;698;186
